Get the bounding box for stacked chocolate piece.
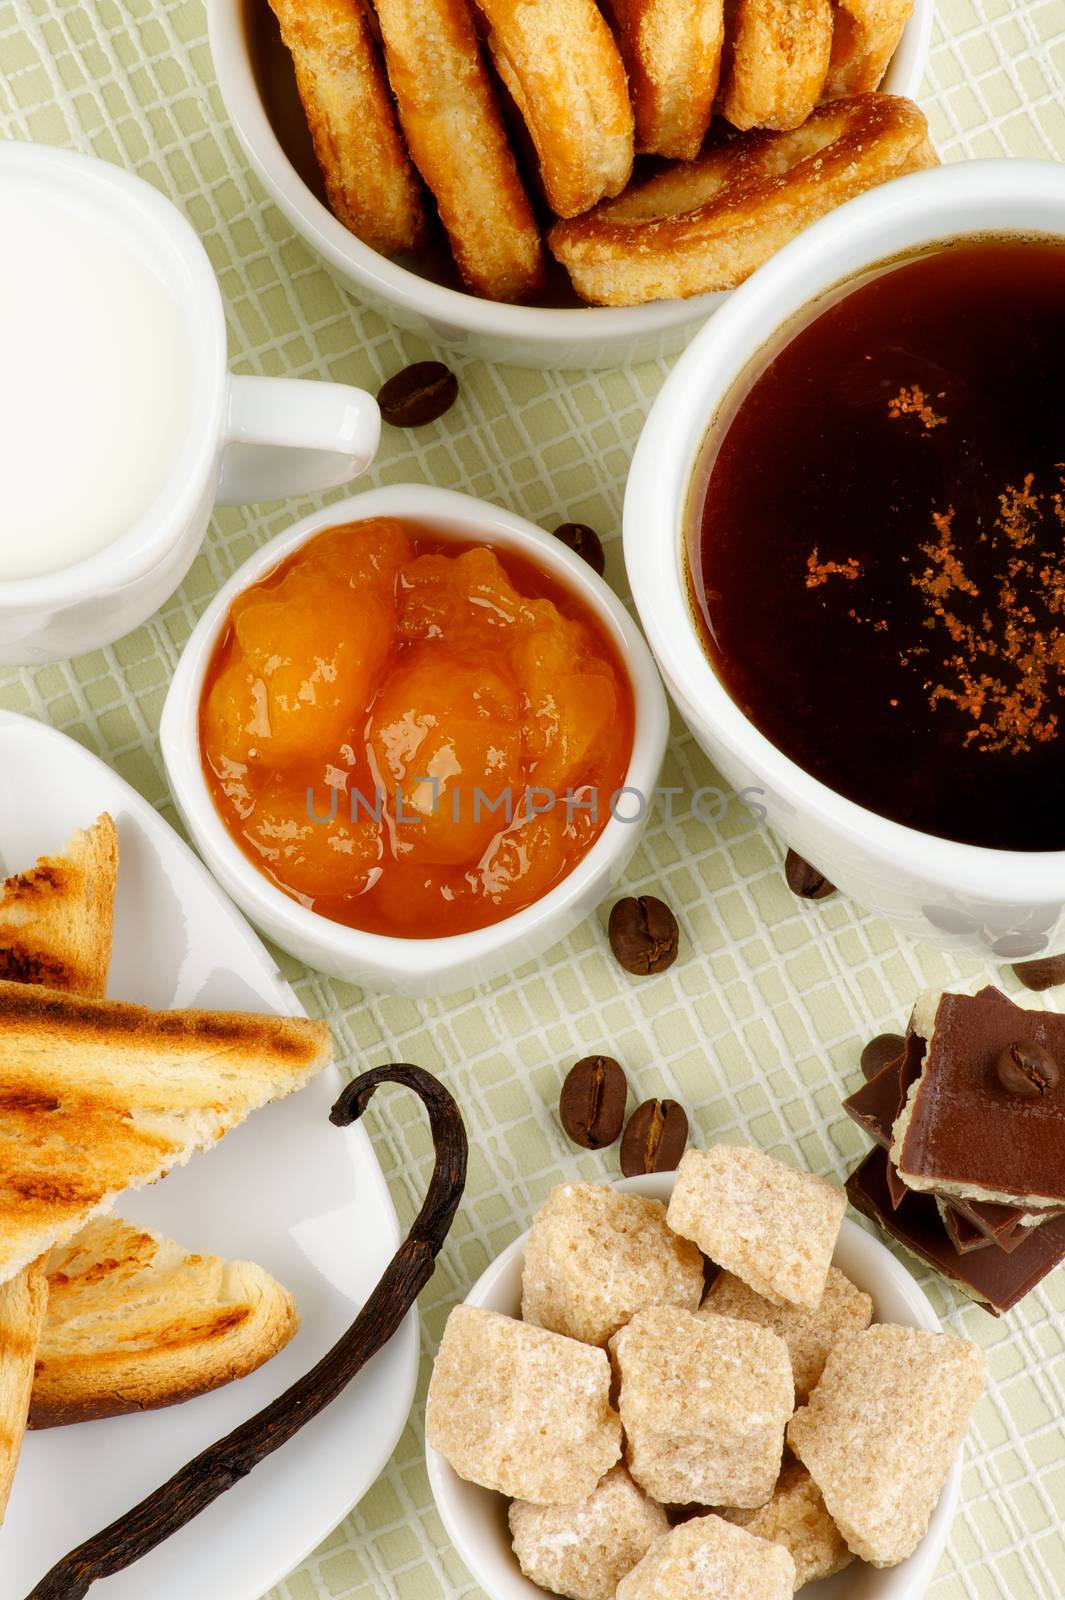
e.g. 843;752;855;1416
843;986;1065;1313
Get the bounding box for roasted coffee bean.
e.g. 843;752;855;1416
620;1098;689;1177
784;849;836;900
377;361;459;427
553;522;606;576
608;895;680;975
1012;954;1065;992
559;1055;628;1149
995;1040;1060;1099
860;1032;906;1081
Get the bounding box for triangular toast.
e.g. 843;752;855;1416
0;980;332;1285
0;816;119;1524
30;1216;299;1428
0;1260;48;1519
0;815;118;998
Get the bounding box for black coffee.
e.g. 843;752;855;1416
689;240;1065;851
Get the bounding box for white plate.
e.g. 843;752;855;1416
0;708;420;1600
428;1173;961;1600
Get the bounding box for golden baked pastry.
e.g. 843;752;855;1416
268;0;426;256
373;0;544;299
549;94;938;305
824;0;916;95
610;0;725;159
475;0;634;217
720;0;835;131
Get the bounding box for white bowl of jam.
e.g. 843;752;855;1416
161;485;669;995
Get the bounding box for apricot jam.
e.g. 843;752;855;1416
200;518;635;937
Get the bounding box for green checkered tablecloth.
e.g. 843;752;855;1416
3;2;1065;1595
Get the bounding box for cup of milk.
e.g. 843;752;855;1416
0;141;383;664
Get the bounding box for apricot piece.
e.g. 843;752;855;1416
202;659;270;770
242;777;380;901
479;809;579;909
396;547;535;654
512;615;618;791
369;652;522;866
215;563;394;767
311;517;414;590
359;854;477;937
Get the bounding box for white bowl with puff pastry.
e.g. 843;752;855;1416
426;1170;964;1600
206;0;932;370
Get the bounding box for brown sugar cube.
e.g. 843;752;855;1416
611;1305;793;1508
724;1462;853;1589
509;1464;669;1600
700;1266;874;1403
667;1146;847;1309
522;1182;705;1346
787;1323;986;1566
616;1513;796;1599
425;1305;621;1504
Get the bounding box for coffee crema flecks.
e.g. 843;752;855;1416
688;239;1065;851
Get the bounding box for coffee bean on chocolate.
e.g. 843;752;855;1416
784;849;836;900
860;1032;906;1081
608;896;680;975
553;522;606;576
620;1099;689;1177
1011;954;1065;992
377;361;458;427
995;1041;1060;1099
560;1055;628;1149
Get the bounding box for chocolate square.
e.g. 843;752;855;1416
893;992;1065;1208
843;994;1044;1246
940;1204;992;1255
846;1148;1065;1315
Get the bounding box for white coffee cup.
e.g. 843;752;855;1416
0;142;380;665
625;160;1065;959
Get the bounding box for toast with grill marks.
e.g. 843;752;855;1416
0;816;119;1522
30;1217;299;1428
0;980;332;1285
0;815;117;997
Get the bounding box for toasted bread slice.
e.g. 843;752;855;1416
0;818;119;1523
0;815;118;998
30;1217;299;1428
0;981;332;1285
0;1258;48;1521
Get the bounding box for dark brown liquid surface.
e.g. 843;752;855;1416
690;240;1065;851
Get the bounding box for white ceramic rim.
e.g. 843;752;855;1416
160;483;670;984
0;142;226;604
425;1173;962;1600
624;158;1065;903
206;0;930;351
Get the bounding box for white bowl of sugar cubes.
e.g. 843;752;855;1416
426;1146;987;1600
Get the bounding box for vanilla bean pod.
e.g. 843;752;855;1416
26;1064;467;1600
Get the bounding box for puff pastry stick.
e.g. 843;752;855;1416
373;0;544;300
549;95;938;304
721;0;834;131
476;0;635;218
268;0;426;256
611;0;725;159
824;0;915;95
